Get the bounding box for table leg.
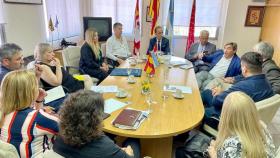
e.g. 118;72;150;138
140;137;173;158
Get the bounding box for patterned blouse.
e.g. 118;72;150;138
217;126;275;158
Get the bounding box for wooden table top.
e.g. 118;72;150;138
101;58;204;138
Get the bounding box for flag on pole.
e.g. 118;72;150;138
144;53;156;75
148;0;160;36
133;0;140;55
48;17;54;32
54;15;59;28
165;0;174;36
165;0;174;52
185;0;196;53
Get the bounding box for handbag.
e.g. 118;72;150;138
176;131;211;158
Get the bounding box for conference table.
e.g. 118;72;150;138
101;57;204;158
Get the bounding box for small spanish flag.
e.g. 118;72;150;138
48;17;54;32
144;53;155;75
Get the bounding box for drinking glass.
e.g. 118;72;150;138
164;55;172;66
145;92;153;114
162;67;169;100
127;68;132;77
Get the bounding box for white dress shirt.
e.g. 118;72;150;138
209;55;232;78
106;35;131;61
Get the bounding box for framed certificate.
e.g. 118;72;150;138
146;6;152;22
245;6;265;27
4;0;42;5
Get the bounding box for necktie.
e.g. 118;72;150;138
157;40;161;51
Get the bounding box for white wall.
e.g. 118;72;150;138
3;3;46;57
2;0;265;57
220;0;265;56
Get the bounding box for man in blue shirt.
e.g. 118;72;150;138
201;51;274;119
0;43;24;83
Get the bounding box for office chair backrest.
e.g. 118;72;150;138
256;94;280;124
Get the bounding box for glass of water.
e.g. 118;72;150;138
127;68;132;77
162;68;169;100
145;92;153;114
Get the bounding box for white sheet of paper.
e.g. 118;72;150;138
169;56;189;66
104;98;128;114
164;85;192;94
45;86;66;104
91;86;118;93
180;64;193;70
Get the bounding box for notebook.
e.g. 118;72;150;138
44;86;66;104
112;108;145;130
110;68;142;77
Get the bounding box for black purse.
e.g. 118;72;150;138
176;131;212;158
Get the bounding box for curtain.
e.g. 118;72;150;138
162;0;222;26
44;0;81;41
92;0;138;35
161;0;222;37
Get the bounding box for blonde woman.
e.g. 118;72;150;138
207;91;275;158
34;43;93;93
80;28;110;84
0;70;59;158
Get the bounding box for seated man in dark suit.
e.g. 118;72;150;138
196;42;241;90
201;51;274;119
148;26;170;55
185;30;216;72
205;42;280;94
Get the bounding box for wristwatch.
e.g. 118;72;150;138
35;99;45;103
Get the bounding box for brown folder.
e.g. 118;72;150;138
112;109;142;127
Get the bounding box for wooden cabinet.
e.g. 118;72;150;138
266;0;280;5
260;1;280;65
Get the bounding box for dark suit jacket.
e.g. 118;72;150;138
185;42;216;61
79;42;104;77
148;36;170;55
234;59;280;94
202;49;241;77
206;74;274;113
262;59;280;94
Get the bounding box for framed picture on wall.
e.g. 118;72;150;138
146;6;152;22
4;0;42;5
245;6;265;27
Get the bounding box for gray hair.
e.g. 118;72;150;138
34;43;51;61
200;30;209;37
253;42;274;60
0;43;22;61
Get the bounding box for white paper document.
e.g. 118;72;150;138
91;86;118;93
104;98;128;114
163;85;192;94
169;56;189;66
45;86;66;104
180;64;193;70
